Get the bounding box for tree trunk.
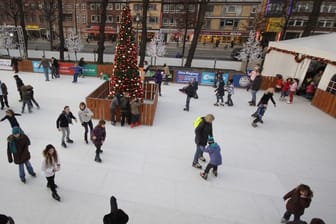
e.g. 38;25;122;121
16;0;28;58
139;0;149;68
49;20;54;51
57;0;65;61
302;0;323;37
185;0;209;67
181;3;190;65
97;0;108;64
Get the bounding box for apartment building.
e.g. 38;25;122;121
201;0;261;46
261;0;336;43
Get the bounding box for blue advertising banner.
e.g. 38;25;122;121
175;70;200;83
232;74;250;88
222;73;229;85
201;72;215;85
32;60;51;73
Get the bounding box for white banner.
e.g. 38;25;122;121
0;59;12;70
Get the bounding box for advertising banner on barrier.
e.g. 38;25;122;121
0;59;12;70
83;64;97;77
175;70;201;83
59;62;74;75
200;72;215;85
232;74;250;87
32;60;52;73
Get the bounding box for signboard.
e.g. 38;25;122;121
175;70;200;83
82;64;97;77
0;59;12;70
59;62;74;75
201;72;229;86
201;72;215;85
232;74;250;88
266;17;285;32
32;60;51;73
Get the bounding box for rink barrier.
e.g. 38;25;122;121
86;81;158;126
312;89;336;118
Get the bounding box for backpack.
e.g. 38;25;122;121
193;116;202;129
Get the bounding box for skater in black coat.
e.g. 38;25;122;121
251;88;276;127
0;109;21;128
14;75;24;101
56;106;77;148
0;80;10;109
103;196;129;224
214;76;225;106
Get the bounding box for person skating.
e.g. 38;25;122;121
200;136;222;180
154;70;163;96
0;80;10;109
11;57;19;73
192;78;199;99
163;63;170;85
26;85;40;109
91;119;106;163
51;57;59;78
20;85;33;113
214;76;225;106
249;70;262;106
13;74;24;102
56;106;77;148
182;82;195;112
281;184;313;224
42;144;61;201
103;196;129;224
38;56;51;81
288;78;298;104
78;57;86;78
251;87;276;127
7;127;36;183
0;109;21;129
225;79;234;106
78;102;93;144
192;114;215;169
72;63;82;83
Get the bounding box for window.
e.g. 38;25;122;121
295;1;313;12
91;15;100;23
120;3;126;10
81;3;86;10
31;15;36;22
163;17;169;25
176;4;183;11
228;6;235;13
169;4;174;11
90;3;95;10
220;19;225;28
107;15;113;23
206;5;214;12
318;20;334;28
320;3;336;13
326;74;336;95
115;15;120;23
39;15;44;23
163;4;169;12
148;16;158;23
250;6;257;16
149;4;157;11
63;14;73;22
134;4;142;11
225;19;233;26
115;3;120;10
188;4;195;12
107;3;113;10
82;15;86;24
288;19;306;27
76;15;80;24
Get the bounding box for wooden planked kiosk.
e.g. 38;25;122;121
86;82;158;126
312;89;336;118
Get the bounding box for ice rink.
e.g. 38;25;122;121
0;70;335;224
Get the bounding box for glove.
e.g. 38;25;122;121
8;158;13;163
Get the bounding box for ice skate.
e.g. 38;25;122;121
52;192;61;201
200;172;208;180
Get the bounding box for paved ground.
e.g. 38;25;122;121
0;71;335;224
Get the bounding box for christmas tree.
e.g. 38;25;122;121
109;6;143;99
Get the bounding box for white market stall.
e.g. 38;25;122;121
262;33;336;117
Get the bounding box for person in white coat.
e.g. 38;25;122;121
78;102;94;144
42;144;61;201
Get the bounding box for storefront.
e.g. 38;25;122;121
85;25;117;42
160;28;194;44
198;30;250;46
26;25;47;40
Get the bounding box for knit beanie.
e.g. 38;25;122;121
12;127;21;135
208;136;214;144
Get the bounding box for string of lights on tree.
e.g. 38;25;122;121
109;6;143;99
266;47;336;65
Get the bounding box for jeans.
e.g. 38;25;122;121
60;127;70;143
110;107;116;123
73;72;79;82
19;161;35;180
253;105;266;123
22;99;32;113
156;83;162;95
82;120;93;141
251;90;257;103
121;112;131;126
43;67;49;81
193;145;204;164
216;94;224;103
227;94;233;106
185;96;191;110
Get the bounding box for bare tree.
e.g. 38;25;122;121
15;0;28;58
185;0;209;67
0;0;20;26
57;0;65;61
302;0;323;37
138;0;149;68
97;0;108;64
42;0;57;51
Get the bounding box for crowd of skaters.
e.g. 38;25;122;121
1;61;328;223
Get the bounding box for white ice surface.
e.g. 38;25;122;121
0;71;335;224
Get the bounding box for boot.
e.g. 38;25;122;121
61;142;67;148
66;138;74;143
95;153;102;163
200;172;208;180
52;192;61;201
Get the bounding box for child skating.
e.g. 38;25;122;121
251;88;276;127
1;109;21;129
200;136;222;180
214;76;225;106
78;102;93;144
56;106;77;148
225;79;234;106
281;184;313;224
91;119;106;163
42;144;61;201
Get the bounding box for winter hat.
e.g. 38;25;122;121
12;126;21;135
208;136;214;143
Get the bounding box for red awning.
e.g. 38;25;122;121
85;26;116;34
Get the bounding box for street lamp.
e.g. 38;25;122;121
135;15;140;46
